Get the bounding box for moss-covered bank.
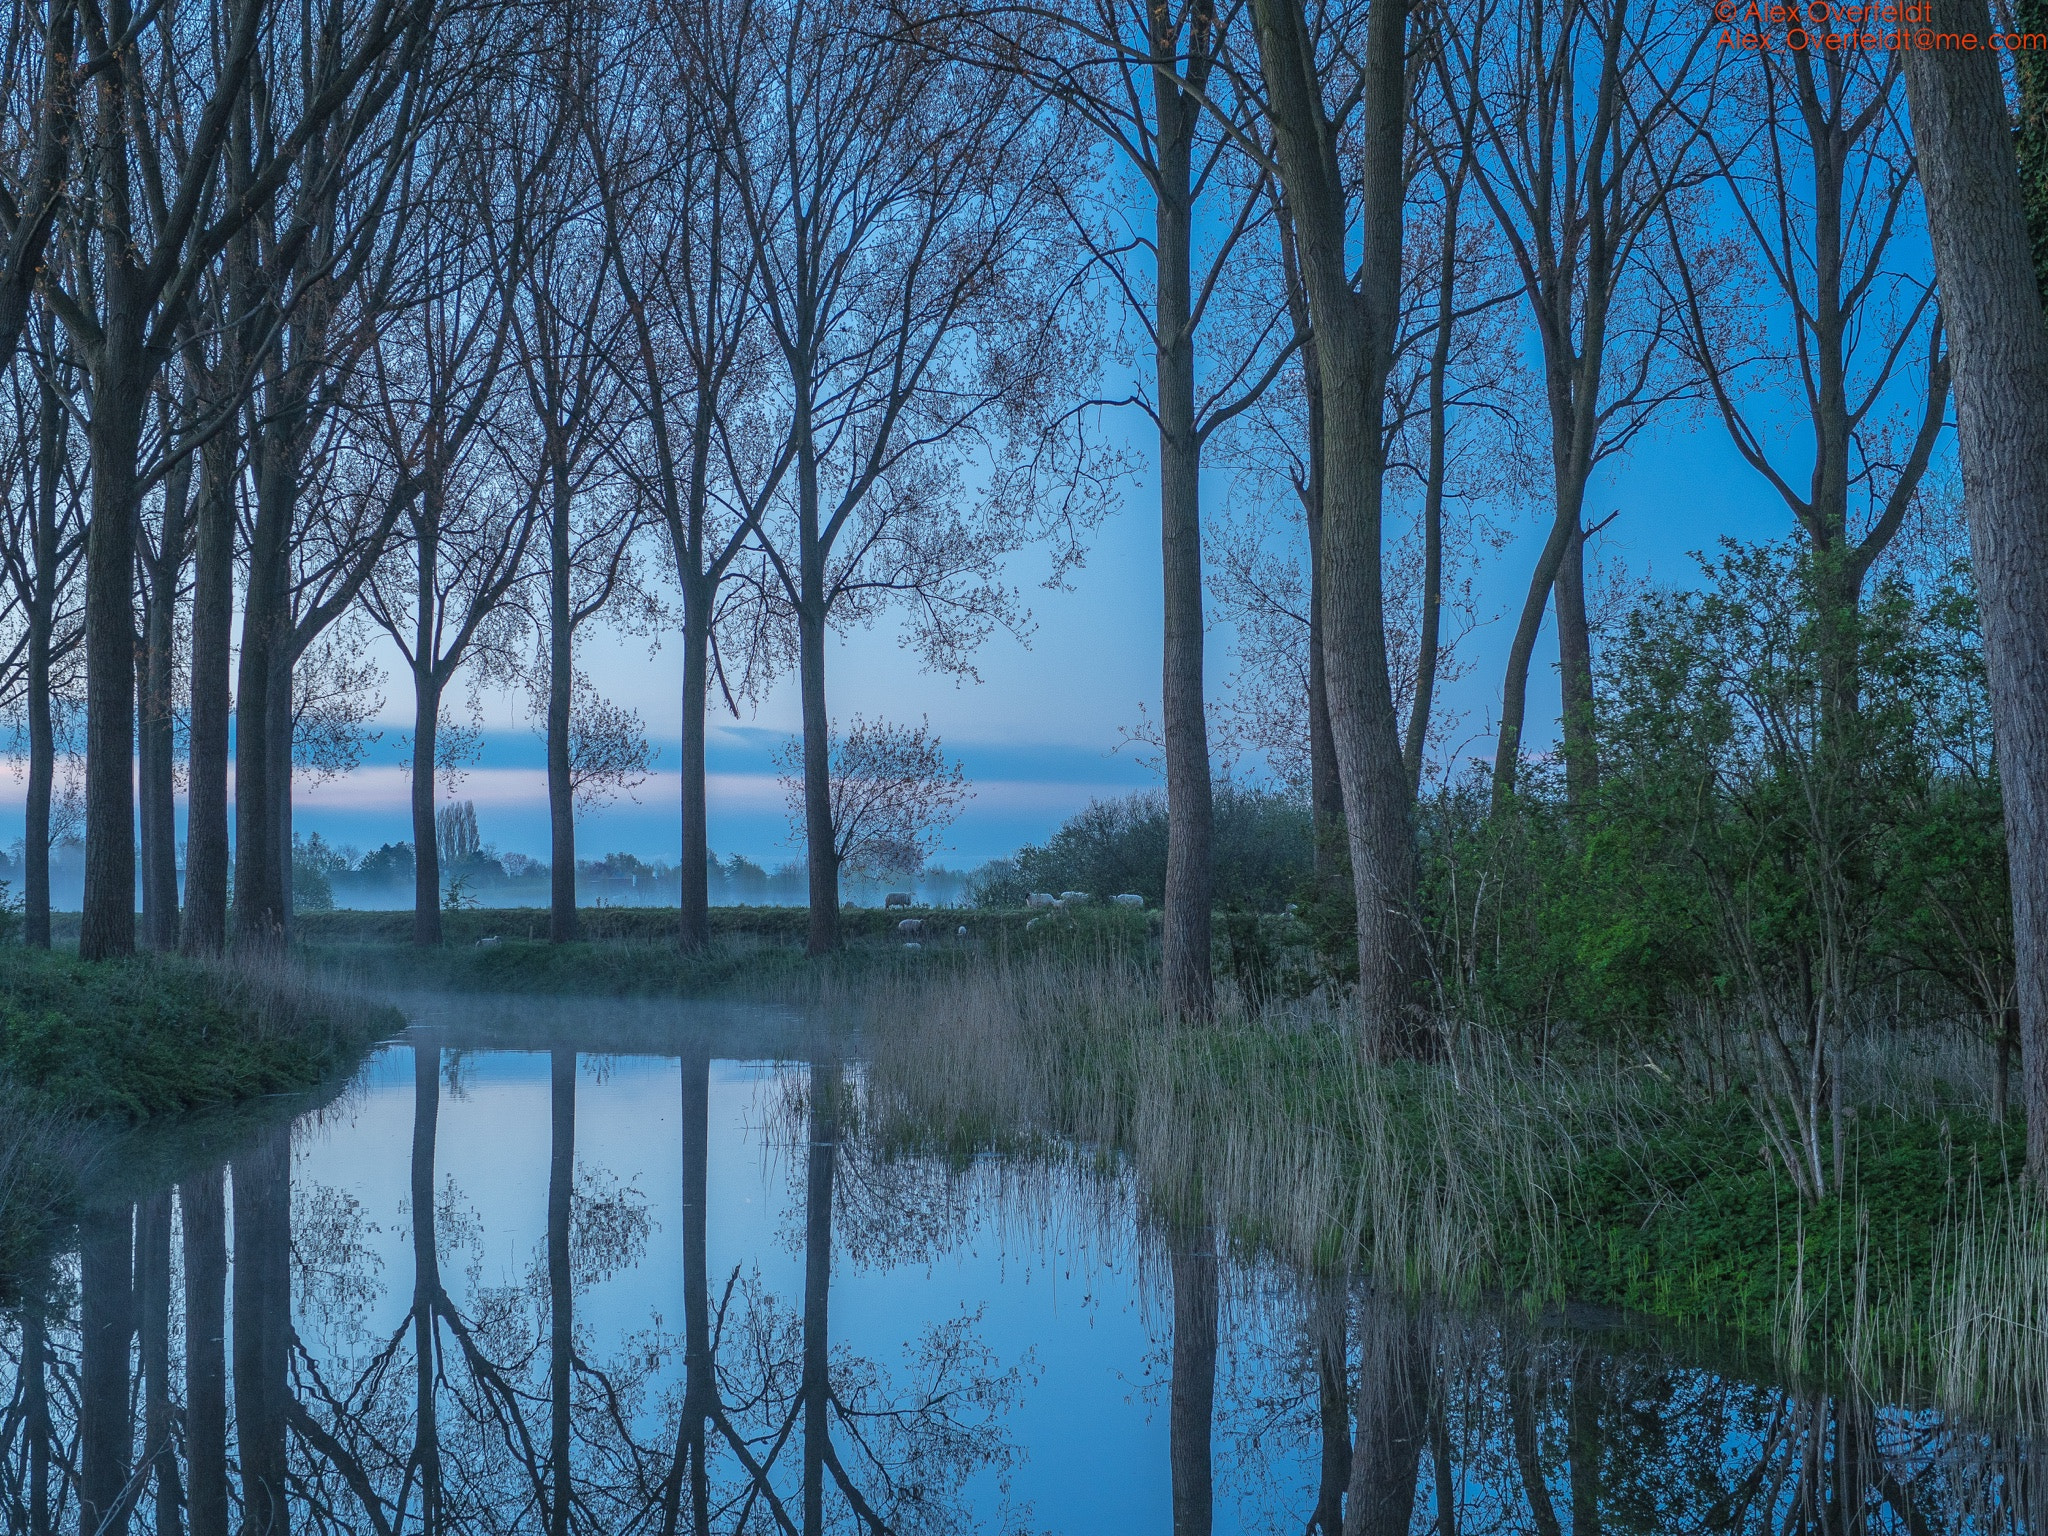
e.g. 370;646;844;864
0;949;398;1281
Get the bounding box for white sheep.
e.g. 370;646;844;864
885;892;913;909
1059;890;1089;904
897;917;924;934
1113;894;1144;908
1026;892;1059;908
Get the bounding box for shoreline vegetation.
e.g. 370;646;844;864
11;889;2046;1423
0;949;398;1284
290;901;2048;1421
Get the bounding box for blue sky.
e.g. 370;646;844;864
0;394;1893;872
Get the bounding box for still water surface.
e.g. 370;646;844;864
1;998;2037;1533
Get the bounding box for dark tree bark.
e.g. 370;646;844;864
547;485;578;943
802;1058;842;1534
1168;1226;1219;1536
1249;0;1421;1055
549;1047;576;1536
78;1206;135;1536
180;358;238;955
233;1123;293;1536
412;1041;445;1530
80;376;147;958
1344;1301;1431;1536
17;309;79;949
1311;1272;1351;1535
1278;207;1345;883
673;1044;714;1533
1900;0;2048;1184
138;446;190;950
0;0;74;373
1152;10;1217;1024
20;1273;51;1536
182;1168;231;1536
1554;520;1596;804
136;1192;184;1535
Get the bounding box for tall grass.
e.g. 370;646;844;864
856;943;2048;1420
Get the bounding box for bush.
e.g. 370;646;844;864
995;783;1312;911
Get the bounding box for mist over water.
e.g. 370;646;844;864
2;998;2037;1533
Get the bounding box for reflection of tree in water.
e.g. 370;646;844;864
1192;1269;2043;1535
673;1053;1030;1535
6;1053;2045;1534
0;1044;1029;1536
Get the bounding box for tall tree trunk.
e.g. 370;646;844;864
1491;516;1572;808
24;321;60;949
233;464;291;947
233;1124;292;1536
183;439;235;955
799;597;839;956
1311;1272;1350;1535
676;1044;713;1534
268;651;295;939
413;671;443;946
1555;516;1598;806
1900;0;2048;1183
802;1059;841;1535
1251;0;1420;1056
548;468;577;943
182;1168;230;1536
1404;182;1461;790
549;1048;575;1536
81;382;147;960
412;1042;445;1533
21;1274;50;1536
79;1206;135;1536
137;648;157;944
679;593;712;951
1168;1226;1219;1536
137;1191;183;1536
1156;116;1215;1023
1345;1300;1431;1536
1278;208;1344;884
140;461;189;949
1307;471;1344;880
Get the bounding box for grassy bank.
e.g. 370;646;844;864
295;904;1153;996
851;944;2046;1420
0;948;398;1281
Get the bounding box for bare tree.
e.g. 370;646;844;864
964;0;1297;1018
779;715;970;883
224;0;438;946
360;113;536;945
45;0;426;958
1900;0;2048;1181
1661;28;1947;715
1244;0;1422;1055
597;0;791;951
507;2;648;943
0;311;86;947
1437;0;1712;809
702;0;1104;954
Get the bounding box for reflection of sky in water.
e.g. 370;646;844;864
293;1042;1294;1531
8;1005;2038;1534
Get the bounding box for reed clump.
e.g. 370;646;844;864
857;942;2044;1417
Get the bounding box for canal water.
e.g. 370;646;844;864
0;997;2036;1533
